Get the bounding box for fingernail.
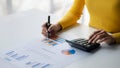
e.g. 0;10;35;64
96;40;100;43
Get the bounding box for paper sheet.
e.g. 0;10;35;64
0;37;90;68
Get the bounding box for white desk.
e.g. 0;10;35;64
0;10;120;68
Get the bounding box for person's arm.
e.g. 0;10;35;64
58;0;85;29
112;32;120;43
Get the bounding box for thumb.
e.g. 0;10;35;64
48;25;54;32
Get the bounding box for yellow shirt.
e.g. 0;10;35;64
58;0;120;43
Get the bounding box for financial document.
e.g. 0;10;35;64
0;36;90;68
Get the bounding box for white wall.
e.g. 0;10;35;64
0;0;73;16
0;0;7;16
0;0;89;25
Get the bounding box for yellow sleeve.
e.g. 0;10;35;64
112;32;120;43
58;0;85;29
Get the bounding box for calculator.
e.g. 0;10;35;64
66;38;100;52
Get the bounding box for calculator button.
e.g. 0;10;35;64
80;39;85;41
74;41;79;42
86;45;91;47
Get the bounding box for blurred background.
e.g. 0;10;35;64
0;0;89;24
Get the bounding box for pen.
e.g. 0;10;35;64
47;16;51;38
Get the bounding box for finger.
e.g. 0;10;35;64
42;23;48;30
43;26;48;32
42;30;48;37
42;27;49;37
97;37;109;43
92;33;107;43
88;30;106;43
43;28;55;37
48;25;54;32
42;23;54;37
88;30;103;43
42;22;47;27
99;37;116;44
50;30;56;37
42;28;48;36
89;30;102;39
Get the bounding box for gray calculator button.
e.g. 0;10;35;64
83;44;87;46
79;41;82;43
75;41;78;42
79;43;83;45
86;45;91;47
81;39;85;40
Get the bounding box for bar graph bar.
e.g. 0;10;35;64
41;64;50;68
6;51;14;56
16;55;29;60
11;53;18;58
26;61;51;68
32;63;41;68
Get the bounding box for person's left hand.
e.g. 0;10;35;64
88;30;116;45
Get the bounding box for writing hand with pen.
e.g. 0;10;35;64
42;16;62;38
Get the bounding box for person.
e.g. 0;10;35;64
42;0;120;45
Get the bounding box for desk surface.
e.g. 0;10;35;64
0;10;120;68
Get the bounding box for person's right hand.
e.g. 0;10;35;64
42;23;62;38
